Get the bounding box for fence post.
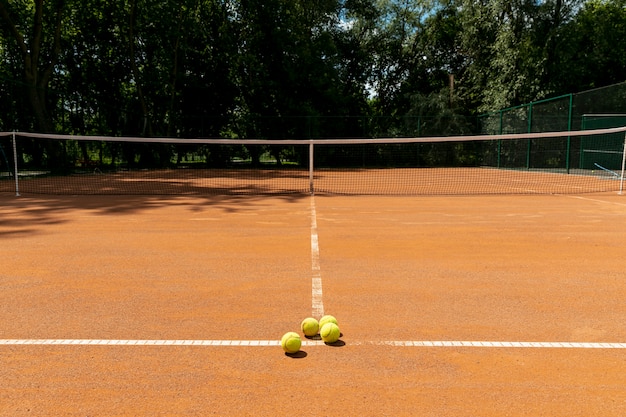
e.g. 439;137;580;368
497;111;503;168
526;103;533;169
12;131;20;196
619;134;626;195
309;142;314;195
566;93;573;174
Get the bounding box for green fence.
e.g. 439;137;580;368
480;81;626;134
479;81;626;172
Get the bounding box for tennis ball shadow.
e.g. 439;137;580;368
305;335;322;341
285;350;307;359
324;340;345;347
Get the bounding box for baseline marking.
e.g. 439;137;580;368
310;195;324;318
367;341;626;349
0;339;281;346
1;340;625;349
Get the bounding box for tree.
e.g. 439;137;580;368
62;1;130;136
2;0;625;147
554;0;626;92
455;0;583;113
231;0;373;139
365;0;438;115
0;0;65;133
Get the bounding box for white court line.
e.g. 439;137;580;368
364;341;626;349
565;195;626;207
0;339;280;346
1;339;626;348
310;195;325;318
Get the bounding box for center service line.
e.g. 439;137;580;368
310;195;325;318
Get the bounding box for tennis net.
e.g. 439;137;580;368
1;128;625;196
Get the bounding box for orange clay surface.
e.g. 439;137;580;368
1;192;626;416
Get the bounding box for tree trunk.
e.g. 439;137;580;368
0;0;63;133
129;0;153;137
0;1;68;172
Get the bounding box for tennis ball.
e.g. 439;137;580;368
318;315;338;330
320;322;340;344
301;317;320;337
280;332;302;354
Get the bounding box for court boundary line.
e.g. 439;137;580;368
310;195;324;318
1;339;625;348
564;195;626;206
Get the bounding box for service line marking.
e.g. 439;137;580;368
565;195;626;207
310;195;324;318
1;340;626;349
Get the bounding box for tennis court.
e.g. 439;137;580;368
1;188;626;416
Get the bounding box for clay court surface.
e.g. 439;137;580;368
1;191;626;415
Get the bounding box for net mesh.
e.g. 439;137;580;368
1;129;624;196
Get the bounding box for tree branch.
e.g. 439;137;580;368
0;1;29;56
129;0;153;136
30;0;44;77
39;0;65;90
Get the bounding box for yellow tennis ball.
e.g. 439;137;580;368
301;317;320;337
280;332;302;353
320;322;340;344
318;315;338;330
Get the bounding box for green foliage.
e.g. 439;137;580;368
1;0;626;169
553;0;626;92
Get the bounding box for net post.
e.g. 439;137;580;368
309;141;314;195
12;131;20;197
619;134;626;195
